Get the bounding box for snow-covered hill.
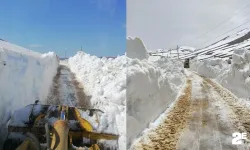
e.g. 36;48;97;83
181;29;250;60
149;46;196;60
149;29;250;60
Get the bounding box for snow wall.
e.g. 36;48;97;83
126;38;185;148
68;38;185;149
191;49;250;98
127;57;185;148
127;37;149;60
68;52;126;150
0;40;59;148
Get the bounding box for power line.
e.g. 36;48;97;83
185;2;250;46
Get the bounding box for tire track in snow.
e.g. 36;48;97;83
202;78;247;150
177;73;225;150
46;66;61;105
46;64;113;150
204;77;250;144
46;63;91;108
131;79;192;150
177;73;247;150
202;80;223;150
131;71;249;150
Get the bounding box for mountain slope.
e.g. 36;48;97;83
181;29;250;60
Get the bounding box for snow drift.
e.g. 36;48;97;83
219;49;250;98
0;40;59;148
127;37;149;60
191;58;229;78
191;49;250;98
127;57;185;148
68;52;126;150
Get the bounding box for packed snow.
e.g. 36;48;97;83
191;48;250;99
68;52;126;150
191;58;230;78
126;38;186;148
0;40;59;148
127;37;149;60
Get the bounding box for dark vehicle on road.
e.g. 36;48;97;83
184;58;190;68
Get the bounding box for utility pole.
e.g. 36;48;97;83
177;45;180;59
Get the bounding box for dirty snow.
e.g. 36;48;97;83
130;70;250;150
126;38;185;148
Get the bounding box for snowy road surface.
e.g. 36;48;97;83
46;61;91;108
131;70;250;150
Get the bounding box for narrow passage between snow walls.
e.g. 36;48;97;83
130;70;250;150
127;39;250;150
0;40;125;150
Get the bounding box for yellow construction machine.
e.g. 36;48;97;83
3;102;119;150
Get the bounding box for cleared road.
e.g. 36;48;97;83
131;71;250;150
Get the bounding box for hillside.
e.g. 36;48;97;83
181;28;250;60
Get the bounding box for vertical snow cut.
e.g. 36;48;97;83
127;37;149;60
0;40;59;148
126;37;186;148
68;52;126;149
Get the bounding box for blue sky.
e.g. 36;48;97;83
0;0;125;57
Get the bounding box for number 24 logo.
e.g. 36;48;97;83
232;132;247;145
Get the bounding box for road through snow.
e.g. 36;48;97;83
131;70;250;150
46;61;91;108
45;61;120;149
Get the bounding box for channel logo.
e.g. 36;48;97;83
232;132;247;145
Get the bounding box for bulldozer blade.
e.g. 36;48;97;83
8;125;45;135
8;125;118;140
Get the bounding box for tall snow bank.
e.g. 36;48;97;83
218;49;250;98
127;57;185;148
191;49;250;98
127;37;149;60
68;52;126;150
191;58;229;78
0;40;59;148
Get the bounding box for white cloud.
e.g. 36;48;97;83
127;0;250;49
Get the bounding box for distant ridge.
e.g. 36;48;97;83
181;29;250;60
